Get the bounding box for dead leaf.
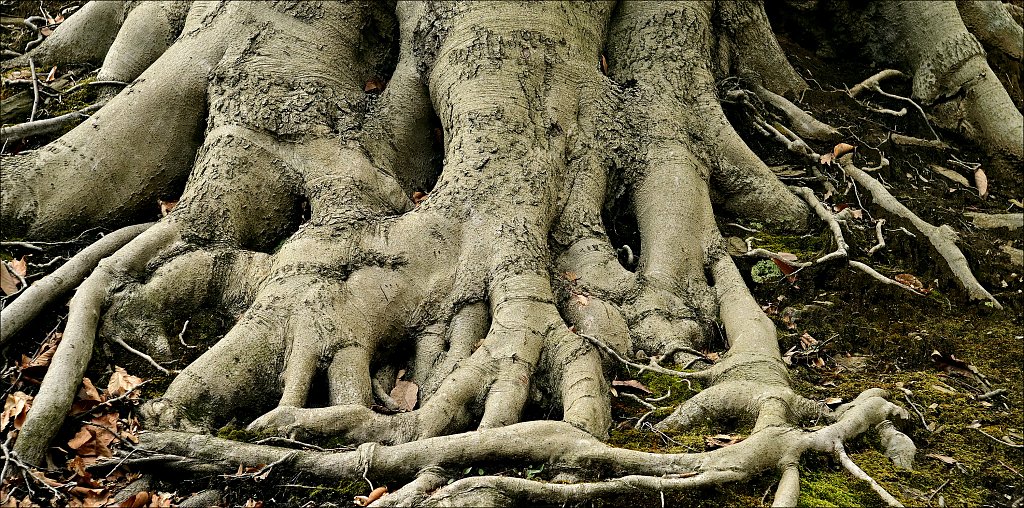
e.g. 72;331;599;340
1;263;20;295
574;294;590;307
704;351;720;362
564;271;580;283
836;355;870;372
118;491;150;508
926;453;958;466
894;273;927;292
833;143;855;158
45;66;56;82
821;143;856;165
975;167;988;199
411;191;428;205
824;397;843;407
600;54;608;75
68;426;93;450
611;379;651;394
242;500;264;508
157;199;177;216
353;486;388;506
771;252;799;278
799;332;818;350
929;164;970;187
364;78;386;94
930;350;988;386
9;257;27;277
19;332;61;378
40;26;52;36
389;370;418;412
107;366;144;398
2;391;32;430
705;434;745;449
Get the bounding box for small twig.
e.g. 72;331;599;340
836;443;904;507
620;392;657;411
972;427;1024;448
888;133;949;150
28;57;39;122
978;388;1007;401
849;69;906;98
925;479;951;502
177;319;197;348
28;256;65;270
902;392;930;430
871;86;940;142
646;389;672;403
725;223;760;233
60;80;127;96
581;334;703;386
85;380;150;416
1;102;104;142
867;219;887;255
635;410;656;430
254;437;326;452
111;337;174;375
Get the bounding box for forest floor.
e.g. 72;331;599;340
1;4;1022;507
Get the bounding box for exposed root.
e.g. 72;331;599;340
839;156;1000;308
13;222;179;466
836;443;904;507
0;102;104;142
848;69;906;98
751;83;839;141
1;0;128;71
0;222;151;345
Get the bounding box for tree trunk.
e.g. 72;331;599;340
1;1;1018;505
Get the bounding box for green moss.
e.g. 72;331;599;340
48;76;99;117
216;423;277;443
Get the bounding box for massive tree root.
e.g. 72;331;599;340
2;1;1018;505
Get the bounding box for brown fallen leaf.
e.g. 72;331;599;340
364;78;386;94
107;366;144;398
930;350;989;386
45;66;56;82
574;293;590;307
612;379;652;394
705;434;745;449
118;491;150;508
975;167;988;199
20;332;61;377
1;262;20;295
820;143;856;165
894;273;927;292
158;199;178;216
411;191;428;205
600;54;608;75
799;332;818;350
926;453;958;466
9;256;27;277
354;486;388;506
2;391;33;430
389;370;418;412
771;252;799;279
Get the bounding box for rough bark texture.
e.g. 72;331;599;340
1;1;1020;506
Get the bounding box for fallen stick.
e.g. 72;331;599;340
0;222;153;345
840;156;1000;308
